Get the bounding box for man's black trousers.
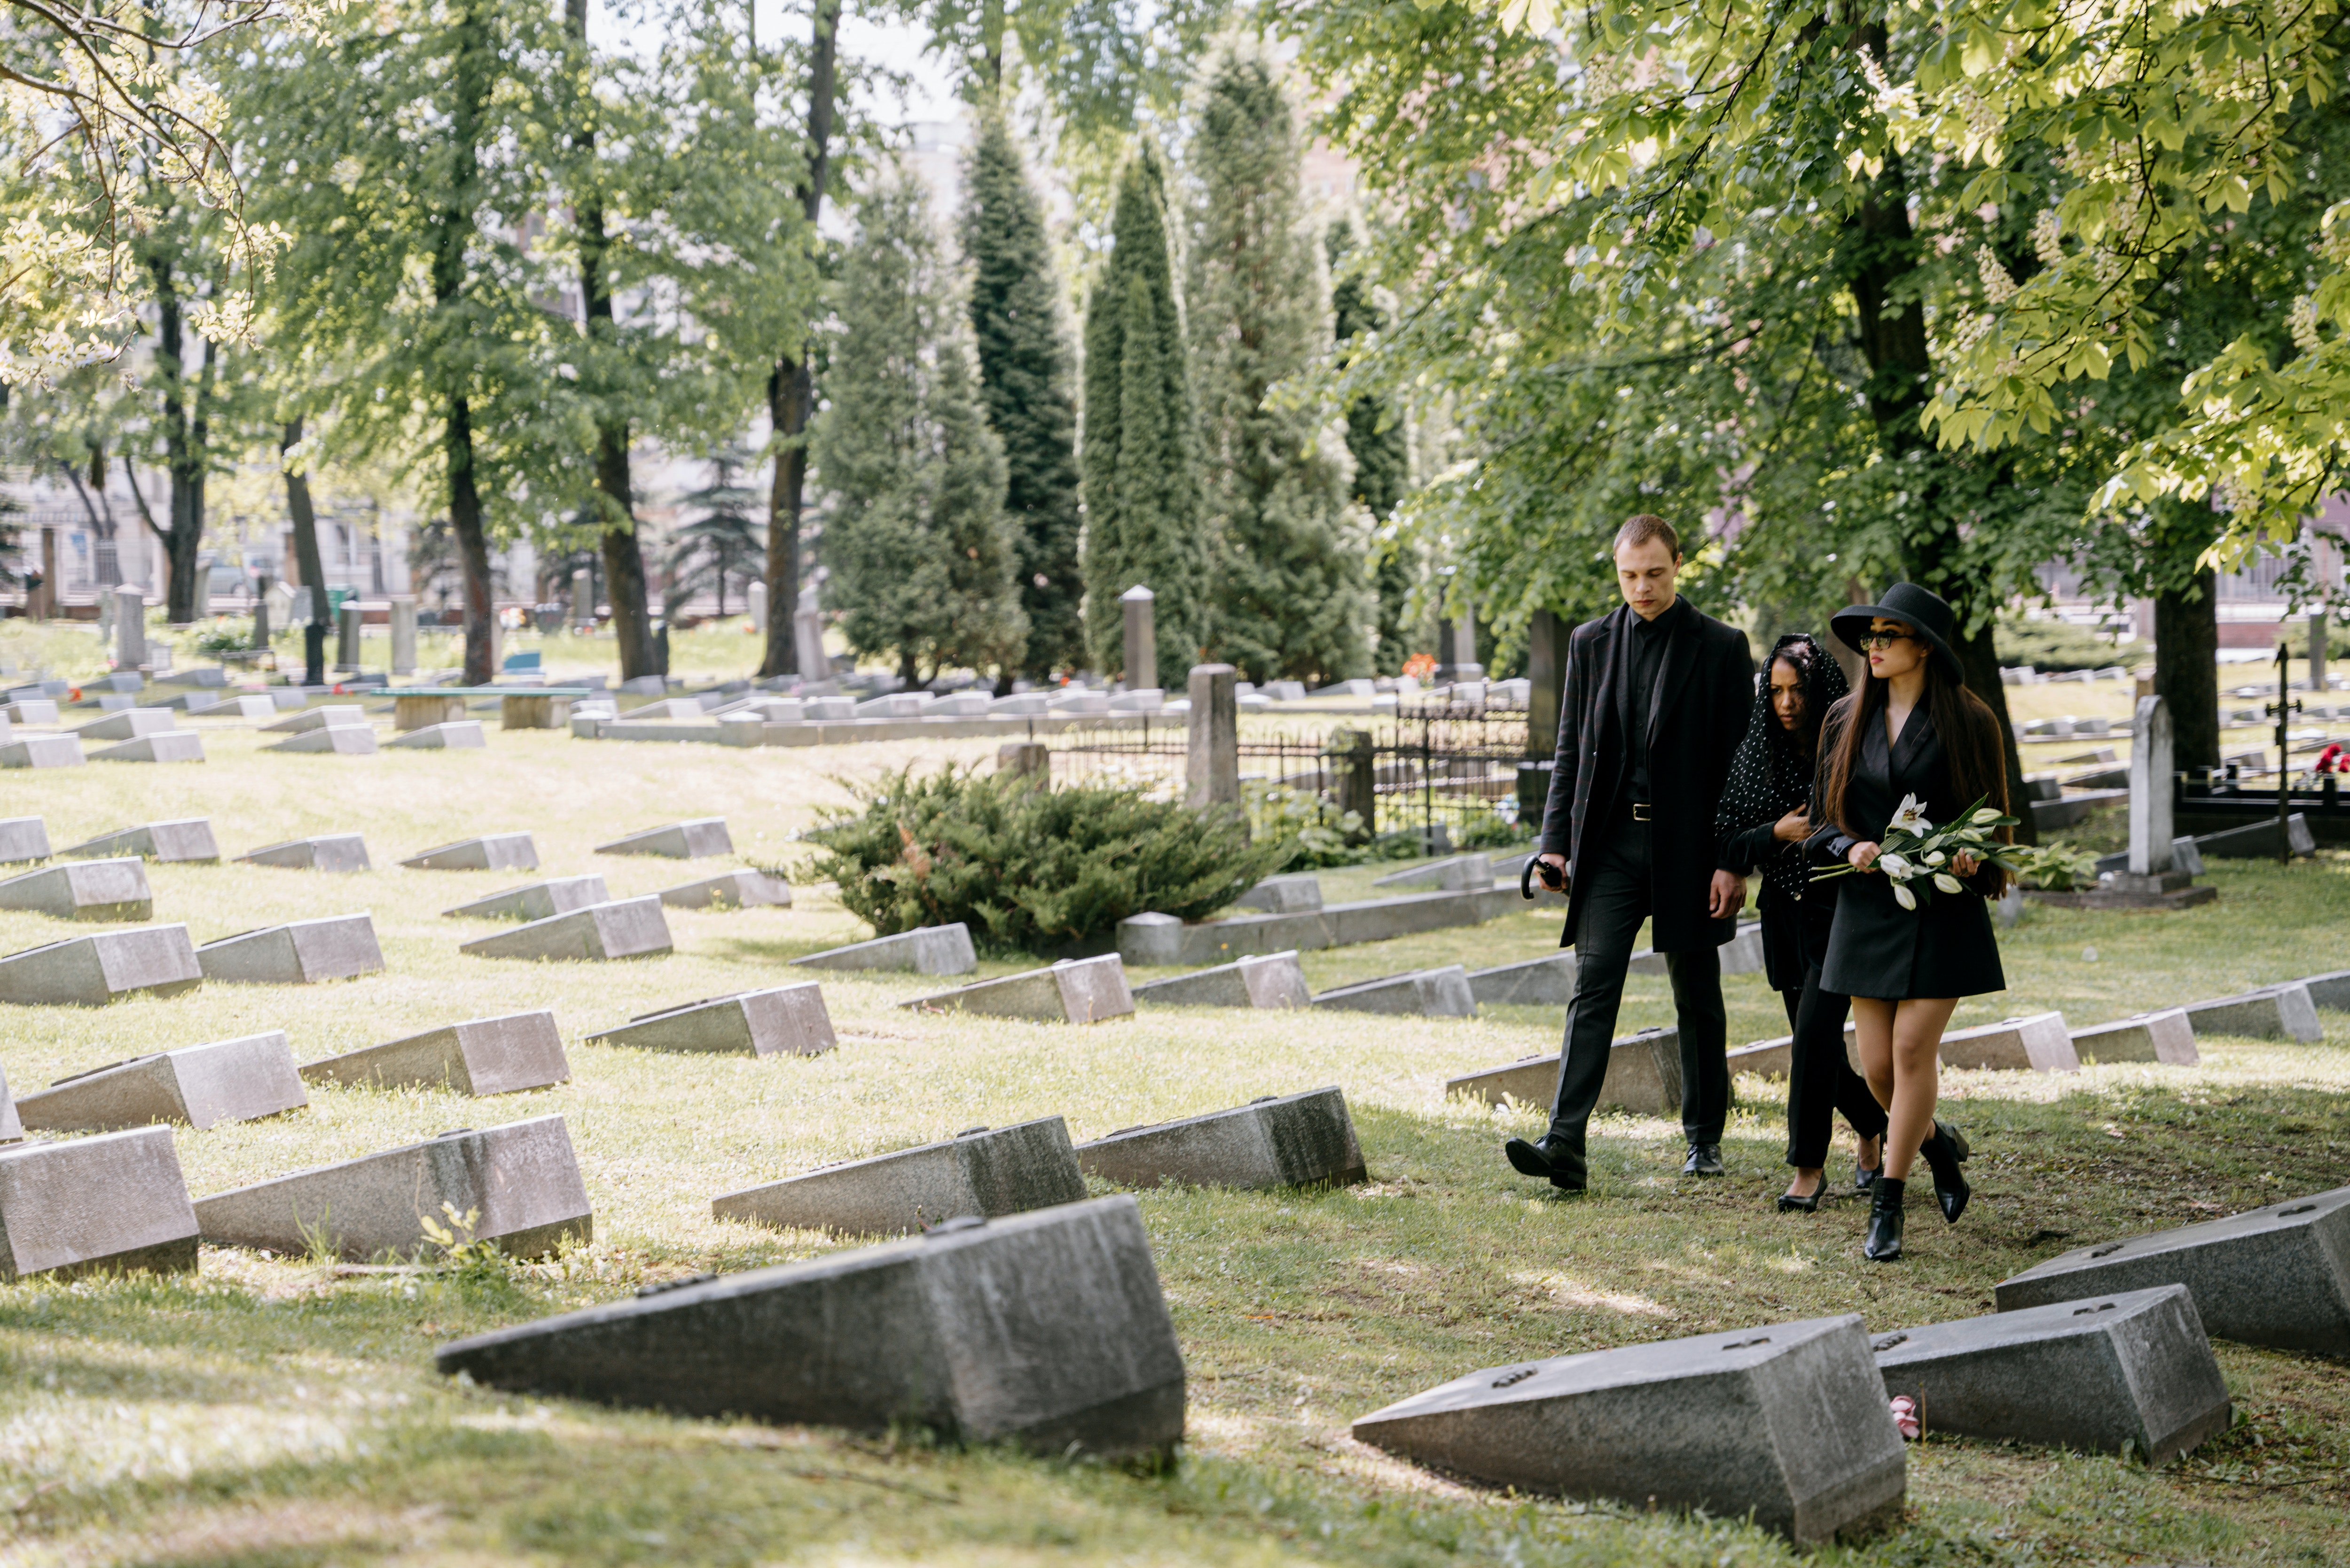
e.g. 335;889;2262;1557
1545;816;1729;1156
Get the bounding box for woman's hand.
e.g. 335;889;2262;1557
1772;806;1810;844
1951;849;1979;878
1848;840;1881;872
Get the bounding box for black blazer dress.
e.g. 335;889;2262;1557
1813;704;2007;1002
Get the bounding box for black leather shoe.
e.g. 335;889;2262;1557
1504;1134;1586;1190
1864;1176;1906;1262
1854;1135;1883;1194
1919;1119;1973;1225
1776;1170;1827;1213
1682;1143;1725;1177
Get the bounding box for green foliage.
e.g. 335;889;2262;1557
804;766;1285;954
665;447;766;618
1246;784;1366;869
1995;616;2133;673
1329;223;1416;675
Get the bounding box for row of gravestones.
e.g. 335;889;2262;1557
0;697;494;768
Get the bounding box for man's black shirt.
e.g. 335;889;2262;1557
1618;594;1688;807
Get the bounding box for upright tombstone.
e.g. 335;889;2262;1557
1184;663;1239;812
1435;608;1481;682
237;833;372;873
2130;695;2174;876
17;1032;307;1132
746;578;767;632
595;819;733;859
588;983;835;1058
335;601;362;670
902;954;1134;1024
0;925;204;1005
115;585;146;669
1526;608;1566;762
458;897;674;962
1130;951;1311;1010
196;913;385;984
1075;1086;1365;1191
437;1195;1186;1462
658;869;792;910
0;858;153;921
1121;585;1157;690
389;594;418;675
572;567;593;627
996;741;1050;784
0;1126;200;1280
791;923;977;976
713;1116;1089;1236
793;590;828;678
0;818;50;864
299;1009;569;1096
59;819;218;864
401;833;539;872
446;875;611;921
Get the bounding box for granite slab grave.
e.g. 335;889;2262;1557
196;1116;591;1260
1629;922;1765;977
595;819;733;859
713;1116;1089;1236
1996;1186;2350;1353
0;1126;200;1280
588;984;835;1058
2305;969;2350;1011
0;858;152;921
902;954;1134;1024
259;705;363;734
196;913;384;984
59;819;218;864
90;731;205;764
1311;965;1477;1017
17;1031;306;1131
387;720;486;749
0;924;202;1005
1075;1086;1365;1191
1873;1285;2230;1463
0;817;49;864
1447;1026;1684;1117
2070;1010;2199;1066
1937;1012;2080;1073
0;734;84;769
237;834;371;873
1117;886;1520;966
2184;982;2322;1041
437;1194;1184;1461
0;1061;17;1142
1372;855;1494;892
301;1009;569;1096
401;833;539;872
268;723;377;755
1130;951;1311;1009
790;923;976;976
5;697;58;724
458;897;674;962
445;875;610;921
1351;1314;1904;1544
1465;952;1576;1007
71;708;179;743
1232;874;1324;913
658;869;793;910
2195;812;2316;860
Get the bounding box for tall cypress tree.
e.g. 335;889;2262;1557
963;111;1083;682
1188;52;1368;685
1328;223;1414;676
1080;146;1207;688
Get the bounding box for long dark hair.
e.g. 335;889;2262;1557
1819;659;2011;844
1766;634;1836;766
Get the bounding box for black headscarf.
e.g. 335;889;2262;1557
1714;632;1851;905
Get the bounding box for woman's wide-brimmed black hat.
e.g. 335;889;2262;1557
1831;582;1965;684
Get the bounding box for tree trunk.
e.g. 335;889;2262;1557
435;3;497;683
2156;574;2222;776
281;420;331;686
447;395;496;683
151;262;208;624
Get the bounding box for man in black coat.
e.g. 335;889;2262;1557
1506;514;1755;1190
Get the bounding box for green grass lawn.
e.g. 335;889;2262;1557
2;719;2349;1565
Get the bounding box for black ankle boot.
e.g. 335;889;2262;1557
1864;1176;1906;1262
1919;1120;1973;1225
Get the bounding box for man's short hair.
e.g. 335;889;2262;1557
1614;514;1680;558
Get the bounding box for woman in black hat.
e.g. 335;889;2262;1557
1813;583;2010;1263
1714;634;1886;1212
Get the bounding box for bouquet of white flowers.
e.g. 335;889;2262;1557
1810;793;2021;911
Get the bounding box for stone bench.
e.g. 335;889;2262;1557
0;1126;200;1280
1075;1086;1365;1191
197;913;384;984
378;686;592;733
387;720;486;749
713;1116;1089;1236
0;817;48;864
237;833;372;873
0;858;152;921
18;1032;307;1132
2070;1010;2198;1066
658;869;792;910
445;875;610;921
458;897;674;962
59;819;218;863
902;954;1133;1023
2183;982;2322;1041
401;833;539;872
268;722;377;755
595;819;734;859
1466;952;1575;1007
790;923;977;976
0;734;84;769
300;1009;570;1096
1447;1026;1683;1117
1937;1012;2078;1073
1311;965;1476;1017
1130;951;1310;1009
0;924;203;1005
1116;885;1522;967
588;984;835;1058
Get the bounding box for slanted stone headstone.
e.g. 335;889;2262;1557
1185;663;1239;811
459;897;674;962
0;1125;198;1280
401;833;539;872
1130;951;1310;1009
2195;812;2316;860
2303;969;2350;1011
18;1031;307;1132
4;696;57;724
657;869;792;910
713;1116;1089;1236
300;1009;569;1096
1874;1285;2229;1463
59;819;218;863
595;819;733;859
237;833;371;873
1311;965;1476;1018
1445;1025;1682;1117
2070;1009;2198;1066
902;954;1133;1024
196;1116;592;1260
1076;1086;1364;1191
439;1194;1184;1460
588;984;834;1058
90;730;205;764
259;704;363;734
1727;1036;1795;1077
71;707;180;743
269;722;377;755
1466;952;1575;1007
0;1061;18;1142
1372;855;1493;892
2183;982;2322;1042
1937;1012;2079;1072
196;913;385;984
1996;1186;2350;1354
0;734;85;769
1351;1314;1904;1544
0;924;203;1005
387;720;486;749
446;875;610;921
0;817;49;864
1232;873;1323;913
791;922;977;975
0;858;152;921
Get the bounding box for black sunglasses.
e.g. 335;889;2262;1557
1857;631;1912;651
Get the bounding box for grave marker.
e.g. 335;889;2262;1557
1465;952;1576;1007
1075;1086;1365;1191
2303;968;2350;1011
401;833;539;872
259;705;363;734
1185;664;1238;811
237;833;372;873
2195;812;2316;860
196;913;385;984
59;819;218;863
0;1061;16;1142
459;897;674;961
791;923;977;975
18;1031;307;1131
71;707;180;743
1372;855;1494;892
1446;1026;1683;1117
300;1009;569;1096
657;869;793;909
0;924;203;1004
714;1116;1089;1236
1311;965;1476;1017
445;875;610;921
91;732;206;764
2070;1010;2199;1066
595;819;733;859
387;720;486;749
1233;873;1324;913
268;723;377;755
901;954;1134;1023
0;858;152;921
1937;1012;2079;1073
2183;983;2322;1041
0;817;49;864
1130;951;1310;1009
3;696;57;724
588;983;835;1057
0;1125;199;1280
0;734;84;769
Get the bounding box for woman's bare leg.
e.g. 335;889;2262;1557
1852;998;1897;1112
1881;998;1958;1180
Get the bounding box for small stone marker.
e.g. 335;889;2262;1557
1232;873;1324;913
657;869;792;909
0;924;203;1005
387;720;486;749
18;1031;307;1132
91;731;206;764
1446;1026;1683;1117
2304;968;2350;1011
237;833;372;873
196;1116;592;1260
59;819;219;864
72;707;180;743
714;1116;1089;1236
0;1061;18;1142
595;819;733;859
1075;1086;1365;1191
0;734;85;769
588;983;835;1058
5;697;59;724
2070;1009;2199;1066
901;954;1134;1023
1727;1036;1795;1077
1130;951;1310;1009
1465;952;1576;1007
1311;965;1476;1017
259;704;363;734
0;817;49;864
269;722;378;755
196;913;385;984
1996;1186;2350;1353
445;875;610;921
0;858;152;921
2184;982;2322;1041
438;1194;1184;1460
1874;1285;2230;1463
1351;1314;1904;1544
0;1125;200;1280
1938;1012;2079;1073
401;833;539;872
790;922;977;975
300;1009;570;1096
458;897;674;961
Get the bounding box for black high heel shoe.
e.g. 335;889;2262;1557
1853;1136;1883;1194
1864;1175;1906;1261
1777;1170;1829;1213
1919;1119;1973;1225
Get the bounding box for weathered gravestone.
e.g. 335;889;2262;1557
0;817;49;864
1466;952;1576;1007
258;705;363;734
714;1116;1088;1236
2304;968;2350;1011
17;1031;307;1132
1372;855;1494;892
71;707;179;743
588;984;834;1058
901;954;1134;1024
1446;1026;1683;1117
0;1062;17;1142
1727;1036;1795;1077
0;734;85;769
2195;811;2316;860
1937;1012;2080;1073
1232;874;1324;913
1872;1285;2230;1464
0;1125;200;1280
0;858;153;921
386;721;486;750
268;722;378;755
791;922;977;976
437;1194;1185;1461
300;1009;570;1096
657;869;793;910
1350;1314;1904;1544
458;897;674;962
1130;951;1311;1009
2070;1009;2199;1066
401;833;539;872
90;731;205;764
1074;1086;1365;1191
197;913;384;984
0;924;203;1004
1311;965;1477;1017
59;819;218;864
446;875;611;921
1996;1186;2350;1353
3;697;58;724
2184;982;2322;1041
595;819;733;859
237;833;372;873
1630;922;1765;977
196;1116;592;1260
